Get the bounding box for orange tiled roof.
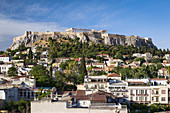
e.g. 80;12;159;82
107;73;121;77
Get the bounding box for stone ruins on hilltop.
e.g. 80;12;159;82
10;28;156;50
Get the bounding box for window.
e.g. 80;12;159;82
101;85;104;89
145;90;147;94
152;97;154;101
145;97;147;101
95;85;97;89
156;97;159;102
161;97;165;101
86;85;88;89
156;90;159;94
131;90;133;94
136;90;138;94
141;90;144;94
136;97;138;101
130;97;133;101
162;90;166;94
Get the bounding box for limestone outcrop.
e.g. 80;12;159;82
10;28;156;50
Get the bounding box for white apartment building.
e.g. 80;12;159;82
84;75;107;94
107;79;128;103
150;78;167;86
0;87;19;102
0;87;35;102
142;52;152;58
0;64;13;74
92;63;106;69
11;76;36;88
128;86;151;105
164;54;170;60
132;53;142;58
0;55;11;63
106;58;124;67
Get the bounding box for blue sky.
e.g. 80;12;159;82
0;0;170;50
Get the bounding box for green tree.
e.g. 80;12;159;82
156;63;163;70
115;52;123;59
134;57;145;66
79;55;87;83
66;61;79;85
168;66;170;75
0;51;4;55
28;48;33;59
5;99;30;113
8;67;18;77
30;65;53;87
55;71;66;91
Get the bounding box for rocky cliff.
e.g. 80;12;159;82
10;28;156;50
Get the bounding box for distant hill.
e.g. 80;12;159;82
10;28;157;50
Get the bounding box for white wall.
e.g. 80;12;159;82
31;101;127;113
0;91;5;100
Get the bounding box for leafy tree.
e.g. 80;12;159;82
168;66;170;75
134;57;145;66
8;67;18;77
156;63;163;70
66;61;79;85
18;44;27;51
30;65;48;79
55;71;66;91
115;52;123;59
149;58;161;63
5;99;30;113
0;51;4;55
60;62;68;70
96;56;104;63
30;65;53;87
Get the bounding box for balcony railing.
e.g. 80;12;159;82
136;94;149;96
109;89;128;92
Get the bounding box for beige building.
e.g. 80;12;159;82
158;68;169;77
151;86;169;104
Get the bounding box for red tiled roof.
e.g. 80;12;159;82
74;58;80;61
159;68;168;71
107;73;121;77
63;91;76;95
86;64;91;65
77;83;84;85
91;95;107;102
0;54;8;57
71;95;89;100
150;78;167;80
92;63;105;65
11;76;28;79
76;90;85;95
128;81;144;84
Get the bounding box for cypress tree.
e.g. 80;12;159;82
28;48;33;59
79;55;87;83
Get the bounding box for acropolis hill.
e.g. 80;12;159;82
10;28;156;50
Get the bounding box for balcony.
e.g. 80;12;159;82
136;94;149;96
109;89;128;92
